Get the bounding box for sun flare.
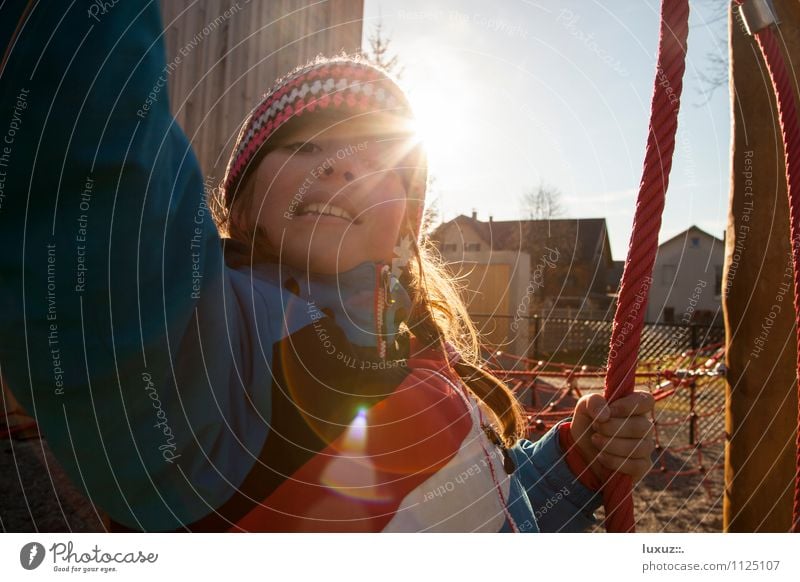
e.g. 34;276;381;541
406;87;471;175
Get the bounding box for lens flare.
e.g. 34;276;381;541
319;406;392;502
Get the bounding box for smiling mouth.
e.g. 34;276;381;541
296;202;356;223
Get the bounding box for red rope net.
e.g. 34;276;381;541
488;345;727;504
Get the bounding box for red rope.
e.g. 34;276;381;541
748;23;800;533
602;0;690;532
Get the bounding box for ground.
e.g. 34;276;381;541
1;438;104;532
524;370;726;532
1;434;724;532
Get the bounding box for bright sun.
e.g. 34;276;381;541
406;86;470;176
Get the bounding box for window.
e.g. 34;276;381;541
690;236;701;248
714;265;722;296
442;243;457;253
663;307;675;323
464;243;481;252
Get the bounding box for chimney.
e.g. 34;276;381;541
471;209;477;220
489;215;493;223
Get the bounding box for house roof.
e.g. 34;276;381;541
658;225;724;249
432;215;614;267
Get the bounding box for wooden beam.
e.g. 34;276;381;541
724;0;800;532
159;1;364;180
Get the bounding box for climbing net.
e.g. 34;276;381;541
484;343;727;499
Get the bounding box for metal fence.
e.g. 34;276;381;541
471;312;725;367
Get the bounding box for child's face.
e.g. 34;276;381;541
241;116;414;274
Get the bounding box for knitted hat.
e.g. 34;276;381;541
221;56;428;239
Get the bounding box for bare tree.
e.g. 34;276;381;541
362;20;404;79
419;174;441;237
520;180;564;220
420;198;440;238
695;0;729;105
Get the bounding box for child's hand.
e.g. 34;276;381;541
569;391;656;484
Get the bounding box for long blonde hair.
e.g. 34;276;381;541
403;235;527;447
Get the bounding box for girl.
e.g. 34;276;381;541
0;3;654;532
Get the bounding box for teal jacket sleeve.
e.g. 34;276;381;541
508;419;604;532
0;1;273;530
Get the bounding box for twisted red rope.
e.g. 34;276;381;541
602;0;690;532
750;24;800;533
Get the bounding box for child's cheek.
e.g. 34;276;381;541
376;201;406;235
359;205;404;254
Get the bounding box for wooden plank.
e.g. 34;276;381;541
160;0;363;177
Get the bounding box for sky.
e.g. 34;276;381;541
361;0;730;260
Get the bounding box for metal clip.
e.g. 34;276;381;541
738;0;779;36
381;266;397;307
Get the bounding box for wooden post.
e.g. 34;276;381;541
723;0;800;531
159;1;364;179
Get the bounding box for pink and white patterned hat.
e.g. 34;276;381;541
221;57;427;238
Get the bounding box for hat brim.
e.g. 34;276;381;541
277;107;416;140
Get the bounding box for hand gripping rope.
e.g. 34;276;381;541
736;0;800;533
601;0;690;532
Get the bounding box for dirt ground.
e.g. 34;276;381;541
1;433;724;533
0;438;105;532
598;445;724;533
529;373;727;533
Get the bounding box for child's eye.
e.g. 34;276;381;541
284;141;321;154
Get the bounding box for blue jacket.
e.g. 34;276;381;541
0;1;602;532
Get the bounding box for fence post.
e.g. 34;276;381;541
689;379;697;446
531;315;540;360
688;323;699;446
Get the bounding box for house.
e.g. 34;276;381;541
607;260;625;295
431;213;616;354
646;225;724;324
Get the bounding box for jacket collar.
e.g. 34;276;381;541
252;260;412;356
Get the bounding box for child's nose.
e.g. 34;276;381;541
321;166;356;182
321;152;376;183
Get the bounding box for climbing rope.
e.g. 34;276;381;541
735;0;800;533
601;0;690;532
